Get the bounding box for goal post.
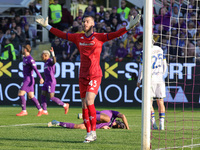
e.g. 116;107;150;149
141;0;153;150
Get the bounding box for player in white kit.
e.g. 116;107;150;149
137;44;167;130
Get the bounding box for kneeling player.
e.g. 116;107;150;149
41;47;69;115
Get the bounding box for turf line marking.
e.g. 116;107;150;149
155;143;200;150
0;123;46;127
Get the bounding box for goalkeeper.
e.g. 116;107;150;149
137;39;167;130
36;14;140;143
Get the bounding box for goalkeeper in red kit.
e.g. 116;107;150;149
36;14;140;143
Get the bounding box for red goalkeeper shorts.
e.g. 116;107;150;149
79;77;102;98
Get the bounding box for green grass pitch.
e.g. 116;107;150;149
0;106;199;150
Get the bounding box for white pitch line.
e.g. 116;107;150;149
0;123;46;127
155;143;200;150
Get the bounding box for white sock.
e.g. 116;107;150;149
63;103;67;107
22;110;27;112
43;110;48;113
160;118;164;124
91;131;96;136
39;108;43;111
151;117;155;124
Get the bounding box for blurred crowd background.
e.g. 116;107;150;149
0;0;200;63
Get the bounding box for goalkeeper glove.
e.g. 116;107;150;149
126;14;141;31
35;15;52;30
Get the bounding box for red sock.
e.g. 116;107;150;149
88;104;96;131
82;108;91;133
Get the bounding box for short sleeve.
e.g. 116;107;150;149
30;58;36;68
111;110;120;117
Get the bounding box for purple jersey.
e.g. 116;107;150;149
44;58;56;83
42;58;56;93
22;55;42;79
96;110;119;129
21;55;42;92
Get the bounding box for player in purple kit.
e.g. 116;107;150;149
48;110;130;130
41;47;69;115
16;44;44;117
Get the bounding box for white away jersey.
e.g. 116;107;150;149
137;45;167;84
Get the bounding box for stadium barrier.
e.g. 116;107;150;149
0;61;199;107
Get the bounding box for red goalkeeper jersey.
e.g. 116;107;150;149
49;27;127;78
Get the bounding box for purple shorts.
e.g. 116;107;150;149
42;81;56;93
20;76;35;93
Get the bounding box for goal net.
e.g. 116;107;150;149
150;0;200;149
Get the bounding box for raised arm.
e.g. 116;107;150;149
35;15;76;43
117;113;130;130
107;27;128;41
108;14;141;40
50;47;56;64
97;14;141;42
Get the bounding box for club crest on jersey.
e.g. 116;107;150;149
92;36;95;40
79;41;95;46
80;36;84;39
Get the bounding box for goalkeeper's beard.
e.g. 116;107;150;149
85;25;93;34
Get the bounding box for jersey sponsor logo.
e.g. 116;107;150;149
0;61;12;77
80;36;84;39
79;41;95;46
105;62;118;79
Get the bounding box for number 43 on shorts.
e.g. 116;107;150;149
88;80;97;87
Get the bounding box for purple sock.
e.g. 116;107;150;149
31;97;42;110
20;96;26;110
51;97;64;106
96;114;101;121
59;122;75;129
41;95;47;110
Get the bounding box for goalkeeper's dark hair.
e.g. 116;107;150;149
83;15;95;20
